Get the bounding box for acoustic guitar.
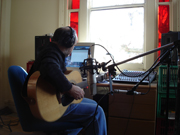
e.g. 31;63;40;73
27;70;85;122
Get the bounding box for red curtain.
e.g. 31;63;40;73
70;0;79;36
158;5;169;57
159;0;170;2
72;0;80;9
70;12;79;36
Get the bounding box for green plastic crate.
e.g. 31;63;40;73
158;65;178;93
157;92;176;118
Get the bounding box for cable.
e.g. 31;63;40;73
91;44;159;78
92;91;111;135
141;81;151;95
124;94;135;135
91;44;116;65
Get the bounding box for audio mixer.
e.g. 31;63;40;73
112;70;157;84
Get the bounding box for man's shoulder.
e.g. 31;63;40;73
42;43;60;55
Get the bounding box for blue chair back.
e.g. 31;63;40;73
8;65;34;131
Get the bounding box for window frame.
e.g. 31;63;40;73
60;0;179;71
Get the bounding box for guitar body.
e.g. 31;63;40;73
27;70;83;122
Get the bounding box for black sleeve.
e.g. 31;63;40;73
39;52;72;93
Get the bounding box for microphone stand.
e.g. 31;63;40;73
174;40;180;135
105;41;180;135
127;50;169;95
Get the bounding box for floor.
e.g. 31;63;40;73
0;123;44;135
0;113;85;135
0;113;45;135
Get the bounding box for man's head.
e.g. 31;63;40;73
52;26;78;57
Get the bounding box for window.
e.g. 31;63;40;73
89;1;144;65
63;0;179;71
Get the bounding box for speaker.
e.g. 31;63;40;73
35;36;51;60
161;31;180;65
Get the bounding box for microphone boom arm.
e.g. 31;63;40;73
107;42;175;69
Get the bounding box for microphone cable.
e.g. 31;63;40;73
91;44;115;66
92;91;111;135
90;44;153;78
123;94;135;135
90;43;156;95
84;91;111;135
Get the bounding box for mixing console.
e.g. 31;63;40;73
112;70;157;84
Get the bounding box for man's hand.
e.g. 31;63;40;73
66;85;85;100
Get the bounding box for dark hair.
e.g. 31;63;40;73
52;26;76;48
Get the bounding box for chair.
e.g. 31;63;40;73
8;65;83;135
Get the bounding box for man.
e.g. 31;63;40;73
23;26;107;135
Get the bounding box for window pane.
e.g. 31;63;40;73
159;0;170;2
90;7;144;64
158;5;169;57
92;0;144;8
70;12;79;36
72;0;80;9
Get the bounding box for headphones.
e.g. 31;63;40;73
59;26;76;48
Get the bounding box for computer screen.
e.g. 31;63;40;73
65;42;95;71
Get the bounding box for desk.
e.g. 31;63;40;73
96;82;157;135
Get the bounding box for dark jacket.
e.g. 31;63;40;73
22;42;72;97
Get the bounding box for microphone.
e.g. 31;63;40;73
86;49;97;96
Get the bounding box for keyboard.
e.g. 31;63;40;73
112;70;157;84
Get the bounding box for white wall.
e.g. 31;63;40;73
10;0;59;69
0;0;60;109
0;0;11;109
